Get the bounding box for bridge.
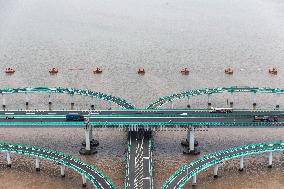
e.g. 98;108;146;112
147;86;284;109
1;86;283;189
162;141;284;189
0;141;115;189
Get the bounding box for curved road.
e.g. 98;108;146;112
162;141;284;189
0;142;115;189
147;86;284;109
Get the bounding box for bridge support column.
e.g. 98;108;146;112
207;94;212;107
6;151;11;167
192;174;197;185
239;155;244;171
60;164;65;177
276;93;280;109
187;96;191;108
183;127;200;155
91;97;95;110
70;94;74;110
25;92;29;106
35;157;40;171
48;93;52;105
252;92;257;108
79;122;97;155
230;92;234;107
2;94;6;109
82;175;87;187
213;164;219;178
108;101;112;110
170;100;173;109
268;151;273;168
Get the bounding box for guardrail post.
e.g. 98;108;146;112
268;151;273;168
60;164;65;177
239;155;244;171
6;151;11;167
213;164;219;178
35;156;40;171
2;93;6;108
82;175;87;187
192;174;197;185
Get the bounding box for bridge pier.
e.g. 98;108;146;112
70;94;75;110
25;92;29;106
6;151;11;167
183;127;200;155
60;164;65;177
48;93;52;105
252;92;257;108
207;94;212;107
35;156;40;171
268;151;273;168
108;101;112;110
82;175;87;187
276;93;280;109
187;96;191;108
239;155;244;171
192;174;197;185
2;94;6;109
213;164;219;178
79;122;97;155
230;92;234;107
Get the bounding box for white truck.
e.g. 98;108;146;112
210;107;233;113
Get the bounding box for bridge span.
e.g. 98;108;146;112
0;141;115;189
162;141;284;189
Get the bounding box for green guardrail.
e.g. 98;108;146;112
162;141;284;189
0;141;115;189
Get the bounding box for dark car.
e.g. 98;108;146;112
5;116;15;119
253;116;278;122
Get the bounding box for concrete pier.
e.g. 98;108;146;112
70;94;74;110
207;94;212;107
79;121;97;155
6;151;11;167
35;156;40;171
239;155;244;171
276;93;280;109
60;164;65;177
213;164;219;178
192;174;197;185
82;175;87;187
187;96;191;108
25;93;29;106
230;92;234;107
2;94;6;108
48;93;52;105
268;151;273;168
183;127;200;155
252;92;257;107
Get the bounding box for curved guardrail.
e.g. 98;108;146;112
162;141;284;189
0;86;135;109
0;141;115;189
147;86;284;109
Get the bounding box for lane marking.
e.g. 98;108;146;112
5;113;14;115
48;113;56;114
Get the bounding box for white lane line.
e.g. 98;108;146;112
48;113;56;114
5;113;14;115
26;113;35;114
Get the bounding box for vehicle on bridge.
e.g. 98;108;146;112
253;115;278;122
66;113;85;121
210;107;233;113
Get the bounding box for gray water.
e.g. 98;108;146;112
0;0;284;188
